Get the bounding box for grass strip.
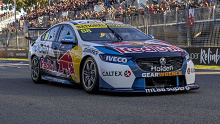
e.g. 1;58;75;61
0;58;28;61
195;65;220;70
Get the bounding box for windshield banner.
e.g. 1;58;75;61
75;23;129;30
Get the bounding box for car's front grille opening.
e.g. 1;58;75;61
145;76;186;88
136;57;183;72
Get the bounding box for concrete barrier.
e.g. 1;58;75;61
0;50;2;58
0;50;28;58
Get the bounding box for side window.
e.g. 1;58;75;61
58;25;76;42
41;26;60;41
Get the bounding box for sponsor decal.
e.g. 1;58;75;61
102;71;123;76
32;44;48;54
105;41;173;47
187;68;195;74
145;86;190;93
102;70;131;77
142;71;182;77
40;58;57;71
83;48;99;55
124;70;131;77
40;51;75;77
32;42;55;57
76;23;106;29
151;66;174;72
57;51;75;77
103;55;128;63
75;23;129;30
114;46;182;53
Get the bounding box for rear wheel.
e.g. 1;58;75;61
31;56;44;84
82;57;99;93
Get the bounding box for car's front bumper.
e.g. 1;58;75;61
99;84;199;93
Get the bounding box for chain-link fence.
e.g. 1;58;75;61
0;30;28;50
121;6;220;47
1;5;220;50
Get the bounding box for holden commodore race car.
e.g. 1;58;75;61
28;20;199;93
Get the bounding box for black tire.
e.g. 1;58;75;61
31;56;44;84
82;57;99;93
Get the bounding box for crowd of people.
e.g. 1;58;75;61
2;0;217;31
22;0;216;27
0;12;14;21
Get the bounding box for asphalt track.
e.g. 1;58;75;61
0;60;220;124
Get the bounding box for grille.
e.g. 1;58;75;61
145;76;186;88
135;57;183;72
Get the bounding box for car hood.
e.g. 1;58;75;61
94;40;187;59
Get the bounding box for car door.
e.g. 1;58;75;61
39;25;61;77
54;24;78;82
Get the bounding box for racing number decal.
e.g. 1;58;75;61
100;33;105;37
80;29;92;33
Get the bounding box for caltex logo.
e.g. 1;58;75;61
124;70;131;77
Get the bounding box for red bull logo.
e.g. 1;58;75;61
40;58;57;71
57;51;75;77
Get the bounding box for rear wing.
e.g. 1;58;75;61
25;27;49;41
27;27;49;31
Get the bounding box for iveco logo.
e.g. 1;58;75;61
159;58;166;66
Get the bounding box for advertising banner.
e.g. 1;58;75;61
187;47;220;65
1;50;28;58
0;50;2;58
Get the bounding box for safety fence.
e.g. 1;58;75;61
121;6;220;47
0;30;28;50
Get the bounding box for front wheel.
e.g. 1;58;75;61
82;57;99;93
31;56;44;84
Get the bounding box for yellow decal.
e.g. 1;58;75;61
75;23;130;29
100;33;105;37
70;46;83;83
143;71;183;77
80;29;92;33
76;23;107;29
159;71;182;77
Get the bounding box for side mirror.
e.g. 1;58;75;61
61;37;76;44
147;34;155;39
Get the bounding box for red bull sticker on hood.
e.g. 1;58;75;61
105;41;173;47
114;46;183;53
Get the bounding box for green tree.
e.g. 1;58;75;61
2;0;49;12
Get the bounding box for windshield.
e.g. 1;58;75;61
76;23;150;41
